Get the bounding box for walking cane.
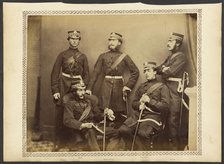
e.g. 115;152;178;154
178;72;189;136
131;104;144;151
103;113;107;151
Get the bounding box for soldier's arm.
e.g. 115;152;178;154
145;85;170;112
124;55;140;90
82;54;90;86
132;86;142;110
63;102;82;130
51;53;63;94
86;95;103;122
87;54;104;90
162;54;186;78
156;58;169;74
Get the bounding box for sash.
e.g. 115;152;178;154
111;53;127;69
78;104;91;122
73;51;82;60
123;82;164;127
64;51;82;70
170;52;182;60
146;82;164;95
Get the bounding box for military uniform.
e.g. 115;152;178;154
51;47;90;98
157;32;186;144
87;32;139;151
88;50;139;114
50;30;89;148
63;93;101;151
132;79;170;130
119;79;170;150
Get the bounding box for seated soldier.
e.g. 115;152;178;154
63;79;103;151
118;62;170;150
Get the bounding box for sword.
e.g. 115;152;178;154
179;72;189;136
92;124;104;134
131;104;144;151
103;114;107;151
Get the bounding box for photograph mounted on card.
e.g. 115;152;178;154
3;2;221;162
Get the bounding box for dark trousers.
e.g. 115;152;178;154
54;105;69;146
81;128;101;151
118;123;154;150
166;81;181;142
54;76;78;146
65;128;100;151
104;112;127;151
101;78;126;113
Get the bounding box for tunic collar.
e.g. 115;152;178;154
143;78;158;87
69;47;79;51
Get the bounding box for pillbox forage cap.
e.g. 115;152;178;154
143;62;157;71
68;30;81;39
169;32;184;42
70;78;86;90
108;32;123;42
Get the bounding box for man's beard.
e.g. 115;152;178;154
108;45;119;51
72;93;84;100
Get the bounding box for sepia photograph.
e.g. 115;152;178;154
3;2;221;162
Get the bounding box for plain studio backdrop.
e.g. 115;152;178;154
27;14;197;138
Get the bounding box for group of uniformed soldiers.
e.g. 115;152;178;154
51;30;187;151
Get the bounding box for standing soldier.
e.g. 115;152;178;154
51;30;89;150
157;32;186;150
86;32;139;150
118;62;170;150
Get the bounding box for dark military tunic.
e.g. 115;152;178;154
157;51;186;79
157;51;186;139
63;94;102;129
88;50;139;113
132;79;170;131
117;79;170;150
63;94;101;151
51;47;89;97
51;47;90;147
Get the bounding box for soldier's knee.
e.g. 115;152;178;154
85;128;96;138
138;130;147;138
86;94;99;105
118;125;131;135
138;127;153;139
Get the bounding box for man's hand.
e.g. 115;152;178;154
139;103;145;111
80;123;93;129
53;93;60;100
123;86;131;101
85;90;92;95
104;108;115;121
140;94;150;103
162;66;170;72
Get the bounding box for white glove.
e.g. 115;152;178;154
162;66;170;72
85;90;92;95
123;86;131;101
80;123;93;129
104;108;116;121
53;93;60;100
122;86;132;92
139;103;145;111
140;94;150;103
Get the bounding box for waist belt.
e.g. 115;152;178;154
105;75;123;79
167;77;182;82
62;72;82;79
167;77;183;93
